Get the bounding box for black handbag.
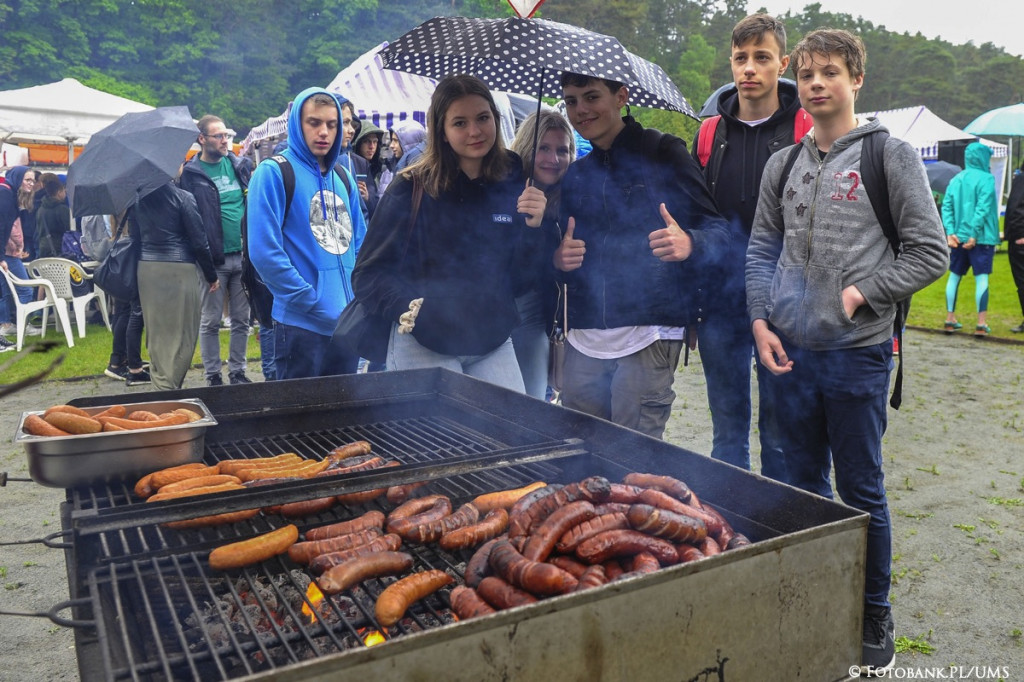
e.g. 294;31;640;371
92;215;138;301
333;179;423;363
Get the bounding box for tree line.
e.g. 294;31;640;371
2;0;1021;143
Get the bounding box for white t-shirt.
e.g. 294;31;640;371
568;326;685;360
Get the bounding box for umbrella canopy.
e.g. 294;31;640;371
964;103;1024;137
66;106;197;217
924;160;962;194
698;79;797;118
379;16;694;117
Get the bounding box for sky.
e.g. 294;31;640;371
747;0;1024;58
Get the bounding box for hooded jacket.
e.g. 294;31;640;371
1005;170;1024;245
247;87;367;337
390;120;427;173
351;120;385;216
35;193;70;258
0;166;27;250
941;142;999;246
746;118;948;350
178;151;252;265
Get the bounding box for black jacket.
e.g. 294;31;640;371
129;183;217;283
1005;172;1024;245
559;117;731;330
352;153;531;357
178;152;251;265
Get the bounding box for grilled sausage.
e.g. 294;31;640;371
628;551;661;575
375;569;454;627
146;481;243;502
43;411;102;434
309;533;403;574
602;559;625;580
326;440;373;463
507;484;563;538
386;496;453;536
593;502;634;516
288;527;383;565
510;477;612;540
521;500;596;562
387;494;451;523
476;575;538;609
277;496;337;518
401;503;480;544
23;414;72;437
623;473;693;504
134;463;206;498
573;564;609;591
217;453;304;475
698;505;736;546
676;544;706;563
606;483;646;504
326;454;384;474
626;503;708;544
306;510;387;541
547;555;588;579
208;524;299;570
386;481;430;505
97;413;190;430
555;512;630;554
449;586;496;620
317;551;414;595
575;529;678;566
148;465;223;491
126;410;160;421
91;405;128;420
464;536;501;588
439;509;509;551
43;404;91;418
698;536;722;557
471;482;547;513
163;508;260;529
488;540;578;596
726;533;752;550
156;474;242;495
237;459;332;482
636;489;724;538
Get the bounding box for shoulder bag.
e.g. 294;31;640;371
92;214;139;301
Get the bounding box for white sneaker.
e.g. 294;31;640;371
24;323;42;336
0;322;16;336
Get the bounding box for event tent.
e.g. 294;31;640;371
0;78;153;167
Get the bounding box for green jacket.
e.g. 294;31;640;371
941;142;999;246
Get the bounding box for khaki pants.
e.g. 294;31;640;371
137;260;204;390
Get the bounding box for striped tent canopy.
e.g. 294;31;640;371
240;103;289;157
327;41;436;131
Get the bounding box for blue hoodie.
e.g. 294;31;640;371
247;87;367;336
941;142;999;246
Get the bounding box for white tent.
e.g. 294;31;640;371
0;78;153;166
863;105;1009;199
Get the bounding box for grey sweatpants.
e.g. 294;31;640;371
137;260;204;390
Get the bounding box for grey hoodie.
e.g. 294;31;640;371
746;118;947;350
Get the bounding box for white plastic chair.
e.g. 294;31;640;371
1;267;75;351
27;257;111;339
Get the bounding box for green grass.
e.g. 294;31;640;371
1;326;263;385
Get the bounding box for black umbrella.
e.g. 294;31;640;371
698;79;798;118
66;106;198;217
379;16;695;118
925;160;962;194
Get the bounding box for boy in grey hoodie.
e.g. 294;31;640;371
745;29;947;675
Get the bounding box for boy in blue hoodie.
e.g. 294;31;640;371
247;88;367;379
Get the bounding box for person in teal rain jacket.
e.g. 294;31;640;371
247;87;367;378
941;142;999;336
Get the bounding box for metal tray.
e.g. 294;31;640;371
15;399;217;488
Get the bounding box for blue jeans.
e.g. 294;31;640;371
698;313;786;475
388;324;525;393
274;322;358;380
769;337;893;608
511;291;549;400
1;256;34;323
259;323;276;381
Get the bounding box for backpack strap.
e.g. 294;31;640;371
696;115;721;168
268;155;296;216
774;142;805;202
792;108;814;144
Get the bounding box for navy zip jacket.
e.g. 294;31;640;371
559;117;731;330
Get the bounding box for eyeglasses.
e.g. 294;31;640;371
204;133;232;141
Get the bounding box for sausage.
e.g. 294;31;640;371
335;486;388;506
326;440;372;464
476;576;537;609
547;555;588;579
217;453;304;475
172;408;202;422
628;551;660;575
509;477;611;540
636;489;724;537
386;496;453;536
306;510;386;541
156;474;243;495
698;505;736;547
134;463;206;498
509;483;562;519
488;540;578;596
387;494;451;523
464;537;501;588
574;564;608;591
43;404;91;418
386;481;430;505
521;500;596;562
602;559;625;581
163;508;260;530
676;544;706;563
288;527;383;564
400;503;480;544
439;509;509;551
605;483;646;504
277;496;337;518
326;454;385;474
146;481;243;502
208;524;299;570
92;405;128;419
593;502;633;516
471;482;547;513
126;410;160;421
42;411;102;434
148;465;223;491
102;422;129;432
375;569;454;627
237;458;331;482
97;413;190;430
449;586;496;620
309;533;403;574
575;529;678;566
623;473;693;504
626;503;707;544
23;414;72;437
726;533;752;550
697;536;721;557
554;512;630;554
317;551;414;595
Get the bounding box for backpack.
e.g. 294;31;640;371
774;130;909;409
240;155;352;327
696;108;813;168
61;230;87;262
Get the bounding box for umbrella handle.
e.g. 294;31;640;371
528;67;545;187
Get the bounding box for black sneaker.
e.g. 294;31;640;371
228;371;252;385
125;369;152;387
861;605;895;676
1011;321;1024;333
0;336;15;353
104;364;130;381
207;373;224;387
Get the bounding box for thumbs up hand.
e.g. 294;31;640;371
517;182;547;227
553;217;586;271
648;203;692;262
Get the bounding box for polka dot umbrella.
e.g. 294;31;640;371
378;16;695;118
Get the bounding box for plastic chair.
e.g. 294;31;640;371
27;257;111;339
1;267;75;351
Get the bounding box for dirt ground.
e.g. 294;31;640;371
1;329;1022;680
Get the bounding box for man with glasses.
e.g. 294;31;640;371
179;115;253;385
